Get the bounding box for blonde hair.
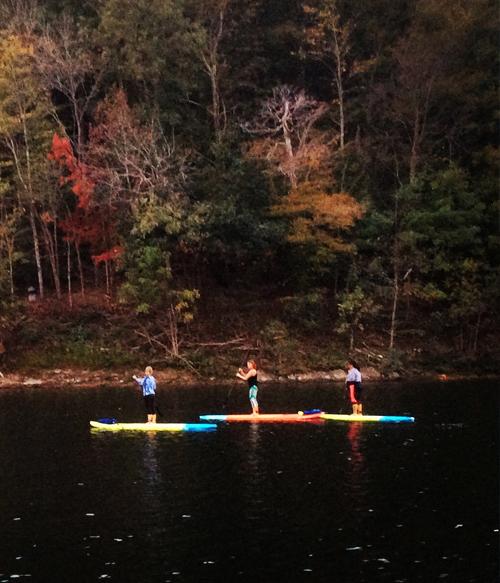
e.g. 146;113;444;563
145;366;153;375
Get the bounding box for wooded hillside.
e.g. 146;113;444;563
0;0;498;375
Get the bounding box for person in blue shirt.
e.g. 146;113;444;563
345;359;363;415
133;366;157;423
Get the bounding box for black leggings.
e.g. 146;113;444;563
144;395;156;414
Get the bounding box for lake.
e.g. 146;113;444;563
0;380;498;582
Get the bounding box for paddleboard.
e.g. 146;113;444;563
90;421;217;432
199;411;324;422
321;413;415;423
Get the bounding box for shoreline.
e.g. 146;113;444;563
0;367;496;390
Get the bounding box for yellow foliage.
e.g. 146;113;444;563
273;182;364;251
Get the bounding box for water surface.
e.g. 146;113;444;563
0;381;497;582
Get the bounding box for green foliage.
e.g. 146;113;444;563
191;140;284;282
0;0;497;369
97;0;202;118
21;339;136;370
399;166;486;308
169;288;200;325
336;285;379;349
119;244;172;314
281;290;329;332
260;319;299;371
383;348;406;375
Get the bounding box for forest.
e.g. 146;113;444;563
0;0;498;378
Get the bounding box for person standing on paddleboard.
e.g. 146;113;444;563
345;359;363;415
236;360;259;415
133;366;157;423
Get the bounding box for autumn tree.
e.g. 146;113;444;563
244;85;330;188
48;131;111;298
303;1;352;150
244;85;362;257
0;32;55;298
35;14;101;157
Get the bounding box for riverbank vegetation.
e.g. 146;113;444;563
0;0;498;379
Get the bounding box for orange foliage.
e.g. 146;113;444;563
48;133;95;209
48;132;121;263
273;182;364;251
40;211;54;224
91;245;124;265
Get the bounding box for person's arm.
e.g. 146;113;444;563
236;368;256;381
132;375;144;385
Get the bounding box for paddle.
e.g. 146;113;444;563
223;349;250;410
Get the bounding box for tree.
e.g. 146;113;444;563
48;131;112;297
369;0;493;184
97;0;201;118
244;85;363;264
34;14;101;157
0;181;23;296
188;0;230;143
243;85;330;190
119;242;200;359
304;1;352;150
336;285;379;350
0;32;55;298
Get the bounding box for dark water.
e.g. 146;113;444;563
0;381;498;583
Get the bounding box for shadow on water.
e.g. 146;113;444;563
0;380;497;582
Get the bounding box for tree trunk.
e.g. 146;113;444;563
282;101;297;189
75;241;85;296
201;2;228;143
409;107;420;184
389;267;398;350
333;26;345;150
390;188;400;350
28;204;44;299
67;239;73;309
53;216;60;286
472;312;482;355
40;218;61;299
104;260;110;296
6;236;15;296
168;304;179;357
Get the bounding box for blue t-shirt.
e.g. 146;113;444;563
136;375;156;396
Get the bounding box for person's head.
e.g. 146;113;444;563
145;366;153;376
346;359;359;371
247;359;257;370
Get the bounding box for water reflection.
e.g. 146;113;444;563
345;422;367;507
347;422;365;468
142;433;161;496
243;424;264;521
